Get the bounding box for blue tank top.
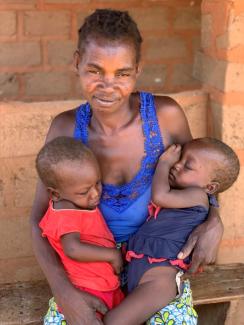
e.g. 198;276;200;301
74;92;164;242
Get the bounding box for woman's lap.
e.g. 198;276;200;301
43;278;197;325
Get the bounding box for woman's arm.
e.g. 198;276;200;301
155;96;224;272
177;206;223;273
30;111;108;324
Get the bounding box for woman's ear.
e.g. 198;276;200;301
73;50;80;74
206;182;220;195
136;63;142;77
47;187;61;202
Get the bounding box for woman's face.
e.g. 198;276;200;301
75;38;140;113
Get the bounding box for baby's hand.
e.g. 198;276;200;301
159;144;181;166
110;249;123;275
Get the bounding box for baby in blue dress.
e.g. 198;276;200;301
104;137;240;325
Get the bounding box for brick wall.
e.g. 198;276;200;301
194;0;244;265
0;0;201;101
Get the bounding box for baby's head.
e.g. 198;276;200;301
36;137;102;210
77;9;143;64
169;137;240;195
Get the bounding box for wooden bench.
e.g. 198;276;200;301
1;263;244;325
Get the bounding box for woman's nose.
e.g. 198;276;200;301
102;75;115;88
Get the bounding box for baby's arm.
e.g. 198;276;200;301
152;144;208;209
61;233;123;275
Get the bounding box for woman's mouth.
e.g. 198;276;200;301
93;96;118;106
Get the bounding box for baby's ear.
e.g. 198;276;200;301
47;187;61;202
205;182;220;195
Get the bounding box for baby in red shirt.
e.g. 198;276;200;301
36;136;124;323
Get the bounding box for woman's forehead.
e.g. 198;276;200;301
80;38;137;65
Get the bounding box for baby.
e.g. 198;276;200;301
104;137;240;325
36;136;124;324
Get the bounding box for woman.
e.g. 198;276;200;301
30;9;223;325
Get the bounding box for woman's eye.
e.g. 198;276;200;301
185;164;192;170
116;72;130;77
88;70;100;75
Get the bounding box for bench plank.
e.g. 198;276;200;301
0;263;244;324
191;263;244;305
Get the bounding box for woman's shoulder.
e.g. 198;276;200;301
152;94;192;145
46;108;77;141
153;95;183;115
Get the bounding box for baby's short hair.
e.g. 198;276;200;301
193;137;240;193
78;9;143;63
36;137;95;188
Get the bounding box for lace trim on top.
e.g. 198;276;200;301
74;92;164;213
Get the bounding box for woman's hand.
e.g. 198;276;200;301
177;207;224;273
55;285;108;325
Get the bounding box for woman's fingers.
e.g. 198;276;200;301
177;232;198;261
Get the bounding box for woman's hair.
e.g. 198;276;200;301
193;137;240;193
78;9;143;63
36;136;95;188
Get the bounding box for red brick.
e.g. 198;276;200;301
0;256;45;284
172;63;200;87
0;42;41;66
218;245;244;264
0;180;3;208
217;12;244;49
0;11;16;36
13;159;37;208
0;100;82;158
130;7;169;32
201;14;212;48
174;7;201;29
193;51;226;91
171;90;208;138
0;73;19;97
47;40;76;65
192;35;201;56
145;37;187;60
225;63;244;92
219;169;244;237
136;64;167;90
45;0;89;2
1;0;36;3
24;11;70;36
76;9;94;29
24;71;71;96
211;101;244;148
0;216;33;259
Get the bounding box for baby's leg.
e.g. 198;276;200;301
103;266;177;325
